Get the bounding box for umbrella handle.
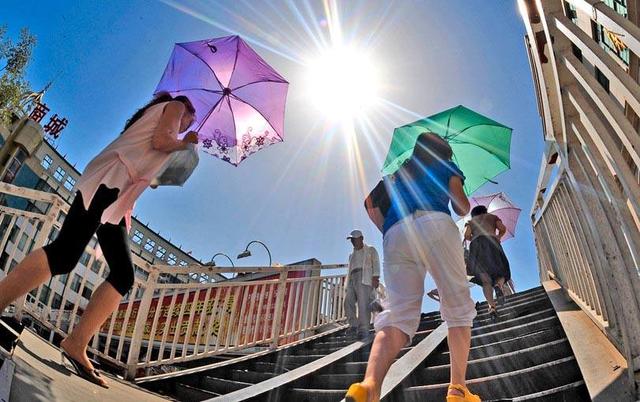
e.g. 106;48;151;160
484;177;499;185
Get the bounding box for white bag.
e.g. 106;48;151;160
150;144;199;188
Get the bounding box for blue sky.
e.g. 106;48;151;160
2;1;543;312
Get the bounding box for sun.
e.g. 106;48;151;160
305;45;380;120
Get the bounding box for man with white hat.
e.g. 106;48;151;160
345;229;380;339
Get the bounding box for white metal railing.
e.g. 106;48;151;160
0;183;348;379
524;0;640;386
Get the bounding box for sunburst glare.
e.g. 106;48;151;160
304;45;380;120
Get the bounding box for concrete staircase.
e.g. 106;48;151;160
139;286;591;401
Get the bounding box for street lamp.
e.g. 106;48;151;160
237;240;272;267
207;252;235;267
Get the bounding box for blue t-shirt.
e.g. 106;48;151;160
382;160;465;234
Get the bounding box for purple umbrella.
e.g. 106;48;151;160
155;35;289;166
456;192;522;242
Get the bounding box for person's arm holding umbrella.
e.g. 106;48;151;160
152;101;199;152
463;222;472;241
449;175;471;216
494;217;507;241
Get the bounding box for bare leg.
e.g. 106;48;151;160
61;281;122;378
447;326;471;396
0;249;50;312
361;327;408;401
478;273;495;308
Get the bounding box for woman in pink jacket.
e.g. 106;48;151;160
0;93;198;387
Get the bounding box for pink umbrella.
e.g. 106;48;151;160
457;192;522;242
155;35;289;166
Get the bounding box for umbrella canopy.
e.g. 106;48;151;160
155;35;289;166
382;105;512;195
456;192;522;242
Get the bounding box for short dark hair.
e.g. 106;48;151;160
471;205;488;217
412;132;453;164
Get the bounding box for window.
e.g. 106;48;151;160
101;268;109;279
132;230;144;245
563;1;577;22
59;273;68;285
134;265;149;281
47;227;59;244
41;154;53;170
144;239;156;253
70;273;82;292
7;259;18;273
2;148;27;183
88;236;98;249
91;259;102;274
571;43;583;63
53;166;66;182
51;293;62;309
0;215;12;241
0;252;9;271
603;0;628;17
155;245;166;259
8;226;19;243
179;260;188;267
17;232;29;251
64;301;74;311
167;253;177;265
595;67;610;93
39;285;51;305
79;251;91;266
57;211;67;223
81;283;93;300
64;176;76;191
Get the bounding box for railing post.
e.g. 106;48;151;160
125;266;158;380
269;268;288;348
14;197;61;320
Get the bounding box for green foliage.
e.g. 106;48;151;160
0;25;37;125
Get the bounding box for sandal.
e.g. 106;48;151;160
447;384;481;402
488;305;499;322
61;350;109;388
345;381;377;402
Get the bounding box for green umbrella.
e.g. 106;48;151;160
382;105;512;195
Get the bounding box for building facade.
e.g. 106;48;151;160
520;0;640;392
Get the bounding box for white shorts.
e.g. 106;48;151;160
374;211;477;343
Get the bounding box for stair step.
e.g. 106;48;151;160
512;380;590;401
472;307;556;336
404;356;582;400
288;388;347;402
432;326;566;365
416;338;572;384
198;376;252;394
230;369;281;383
174;382;220;401
471;316;560;347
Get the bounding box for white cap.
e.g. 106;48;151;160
347;229;363;239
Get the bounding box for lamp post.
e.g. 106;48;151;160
237;240;272;267
207;252;235;267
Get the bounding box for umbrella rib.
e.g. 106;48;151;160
232;79;288;91
228;38;241;90
171;88;224;94
227;95;239;165
195;96;224;132
178;43;224;90
231;95;284;141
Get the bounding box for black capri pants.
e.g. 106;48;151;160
43;184;134;296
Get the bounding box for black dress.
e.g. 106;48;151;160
467;215;511;286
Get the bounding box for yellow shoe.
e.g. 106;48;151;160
345;382;368;402
446;384;481;402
